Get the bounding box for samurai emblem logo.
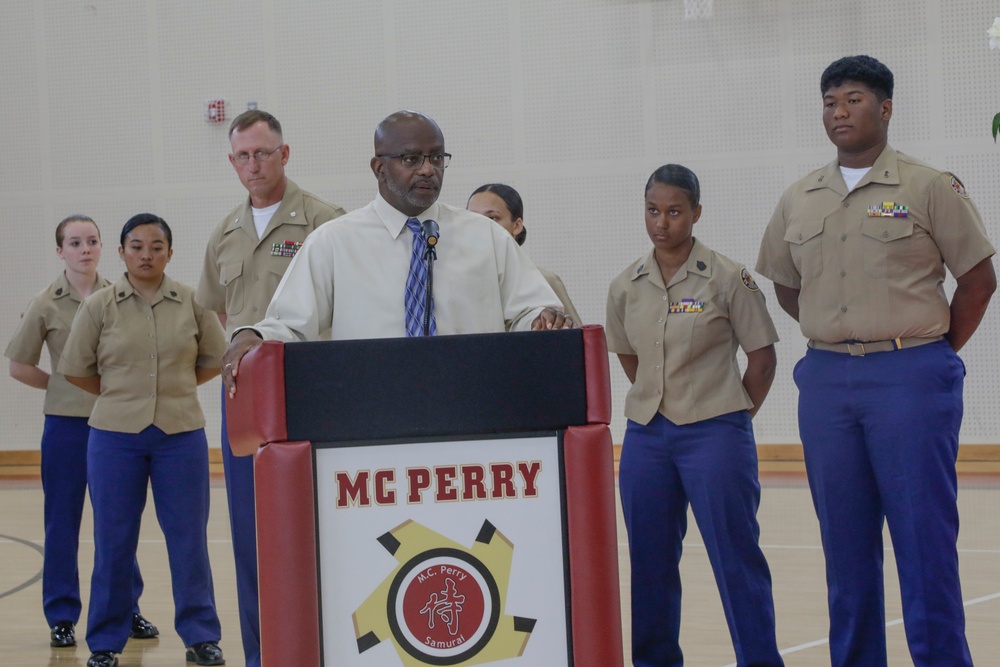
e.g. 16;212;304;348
354;520;535;666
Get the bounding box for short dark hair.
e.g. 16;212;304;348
645;164;700;208
229;109;282;139
469;183;527;246
120;213;172;249
821;55;893;101
56;214;99;247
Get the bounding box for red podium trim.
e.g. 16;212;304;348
226;341;288;456
581;325;611;426
564;424;623;666
256;441;321;666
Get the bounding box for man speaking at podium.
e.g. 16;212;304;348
221;110;572;393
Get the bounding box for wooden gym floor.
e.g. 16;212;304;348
1;469;997;666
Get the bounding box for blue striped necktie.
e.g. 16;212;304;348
404;217;436;337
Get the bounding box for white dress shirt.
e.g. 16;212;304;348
245;194;562;342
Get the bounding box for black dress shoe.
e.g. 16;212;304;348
50;620;76;648
87;652;118;667
129;612;159;639
186;641;225;665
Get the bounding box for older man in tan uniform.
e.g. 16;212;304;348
756;55;995;667
195;109;345;667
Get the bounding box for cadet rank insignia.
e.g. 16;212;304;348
740;268;760;292
669;298;703;313
270;240;302;257
950;175;970;198
353;519;535;666
868;202;908;217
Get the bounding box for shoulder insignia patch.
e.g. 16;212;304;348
740;268;760;292
950;175;970;199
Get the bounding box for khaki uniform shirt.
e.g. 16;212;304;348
606;239;778;426
4;273;111;417
539;267;582;324
58;274;227;434
756;145;995;343
196;179;346;337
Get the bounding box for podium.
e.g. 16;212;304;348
227;325;622;667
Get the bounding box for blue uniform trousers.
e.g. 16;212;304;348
221;392;260;667
85;426;221;653
794;341;971;667
40;415;143;626
619;411;783;667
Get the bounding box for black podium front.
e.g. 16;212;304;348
228;326;622;667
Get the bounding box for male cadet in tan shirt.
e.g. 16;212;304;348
756;55;996;667
196;109;345;667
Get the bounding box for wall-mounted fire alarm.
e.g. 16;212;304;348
205;99;226;123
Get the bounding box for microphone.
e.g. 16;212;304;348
421;219;440;248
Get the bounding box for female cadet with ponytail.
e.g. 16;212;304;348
4;215;157;649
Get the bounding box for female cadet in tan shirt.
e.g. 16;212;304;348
59;213;228;667
605;165;783;667
4;215;156;649
467;183;582;324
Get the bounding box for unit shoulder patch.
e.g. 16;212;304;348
950;175;970;199
740;268;760;292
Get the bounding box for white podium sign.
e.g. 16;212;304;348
314;435;570;666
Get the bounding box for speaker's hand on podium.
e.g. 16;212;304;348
531;308;576;330
222;329;264;398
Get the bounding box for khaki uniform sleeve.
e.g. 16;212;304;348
58;299;102;378
756;190;801;289
727;267;779;353
927;173;996;278
194;298;228;368
5;296;47;365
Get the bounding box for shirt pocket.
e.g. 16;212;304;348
860;218;915;278
784;219;824;279
220;260;244;315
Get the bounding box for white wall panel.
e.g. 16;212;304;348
1;0;998;449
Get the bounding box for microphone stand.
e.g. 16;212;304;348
423;243;436;336
421;220;439;336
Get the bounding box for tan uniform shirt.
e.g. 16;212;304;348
538;267;582;324
606;239;778;426
196;179;345;337
756;145;995;343
58;274;227;434
5;273;111;417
